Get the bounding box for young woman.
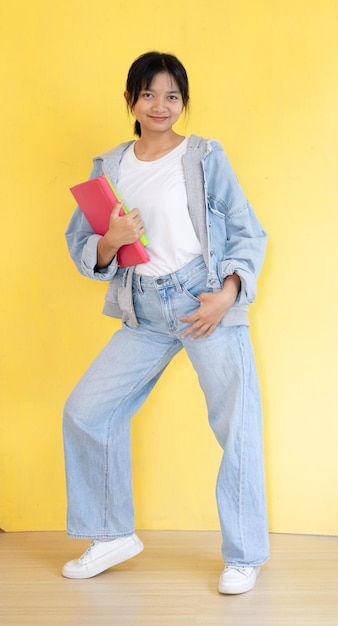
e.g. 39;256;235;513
62;51;270;594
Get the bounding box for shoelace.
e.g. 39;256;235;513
79;540;97;561
225;566;252;576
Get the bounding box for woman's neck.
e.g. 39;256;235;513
134;131;185;162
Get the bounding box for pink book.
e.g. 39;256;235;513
70;176;150;268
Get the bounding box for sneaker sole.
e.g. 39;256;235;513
62;536;144;579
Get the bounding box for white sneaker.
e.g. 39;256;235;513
218;565;260;594
62;533;144;579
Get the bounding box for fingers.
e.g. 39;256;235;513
127;208;145;233
182;323;214;340
179;313;214;340
111;201;125;217
109;204;145;242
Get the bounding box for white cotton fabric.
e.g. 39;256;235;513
117;138;202;276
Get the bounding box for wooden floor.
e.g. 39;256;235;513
1;530;337;625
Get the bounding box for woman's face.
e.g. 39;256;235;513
127;71;184;135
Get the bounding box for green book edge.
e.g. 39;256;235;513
104;176;149;247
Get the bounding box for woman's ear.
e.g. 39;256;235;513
124;91;132;110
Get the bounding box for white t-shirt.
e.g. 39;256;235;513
116;138;202;276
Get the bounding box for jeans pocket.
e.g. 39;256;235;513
179;261;210;302
180;283;202;303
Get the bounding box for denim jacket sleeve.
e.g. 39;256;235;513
204;141;267;304
65;159;118;281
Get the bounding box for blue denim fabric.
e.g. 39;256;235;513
65;135;267;328
63;256;270;566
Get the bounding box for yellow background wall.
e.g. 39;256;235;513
1;0;337;536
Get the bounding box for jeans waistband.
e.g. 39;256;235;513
133;255;206;290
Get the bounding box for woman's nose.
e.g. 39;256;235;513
152;96;166;111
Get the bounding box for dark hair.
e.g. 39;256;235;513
126;51;190;137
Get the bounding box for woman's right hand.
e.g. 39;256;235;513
106;202;145;248
96;202;145;268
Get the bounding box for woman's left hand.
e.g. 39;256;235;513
179;274;241;339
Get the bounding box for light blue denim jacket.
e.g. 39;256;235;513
65;134;267;328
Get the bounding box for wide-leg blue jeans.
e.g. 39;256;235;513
63;256;270;566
